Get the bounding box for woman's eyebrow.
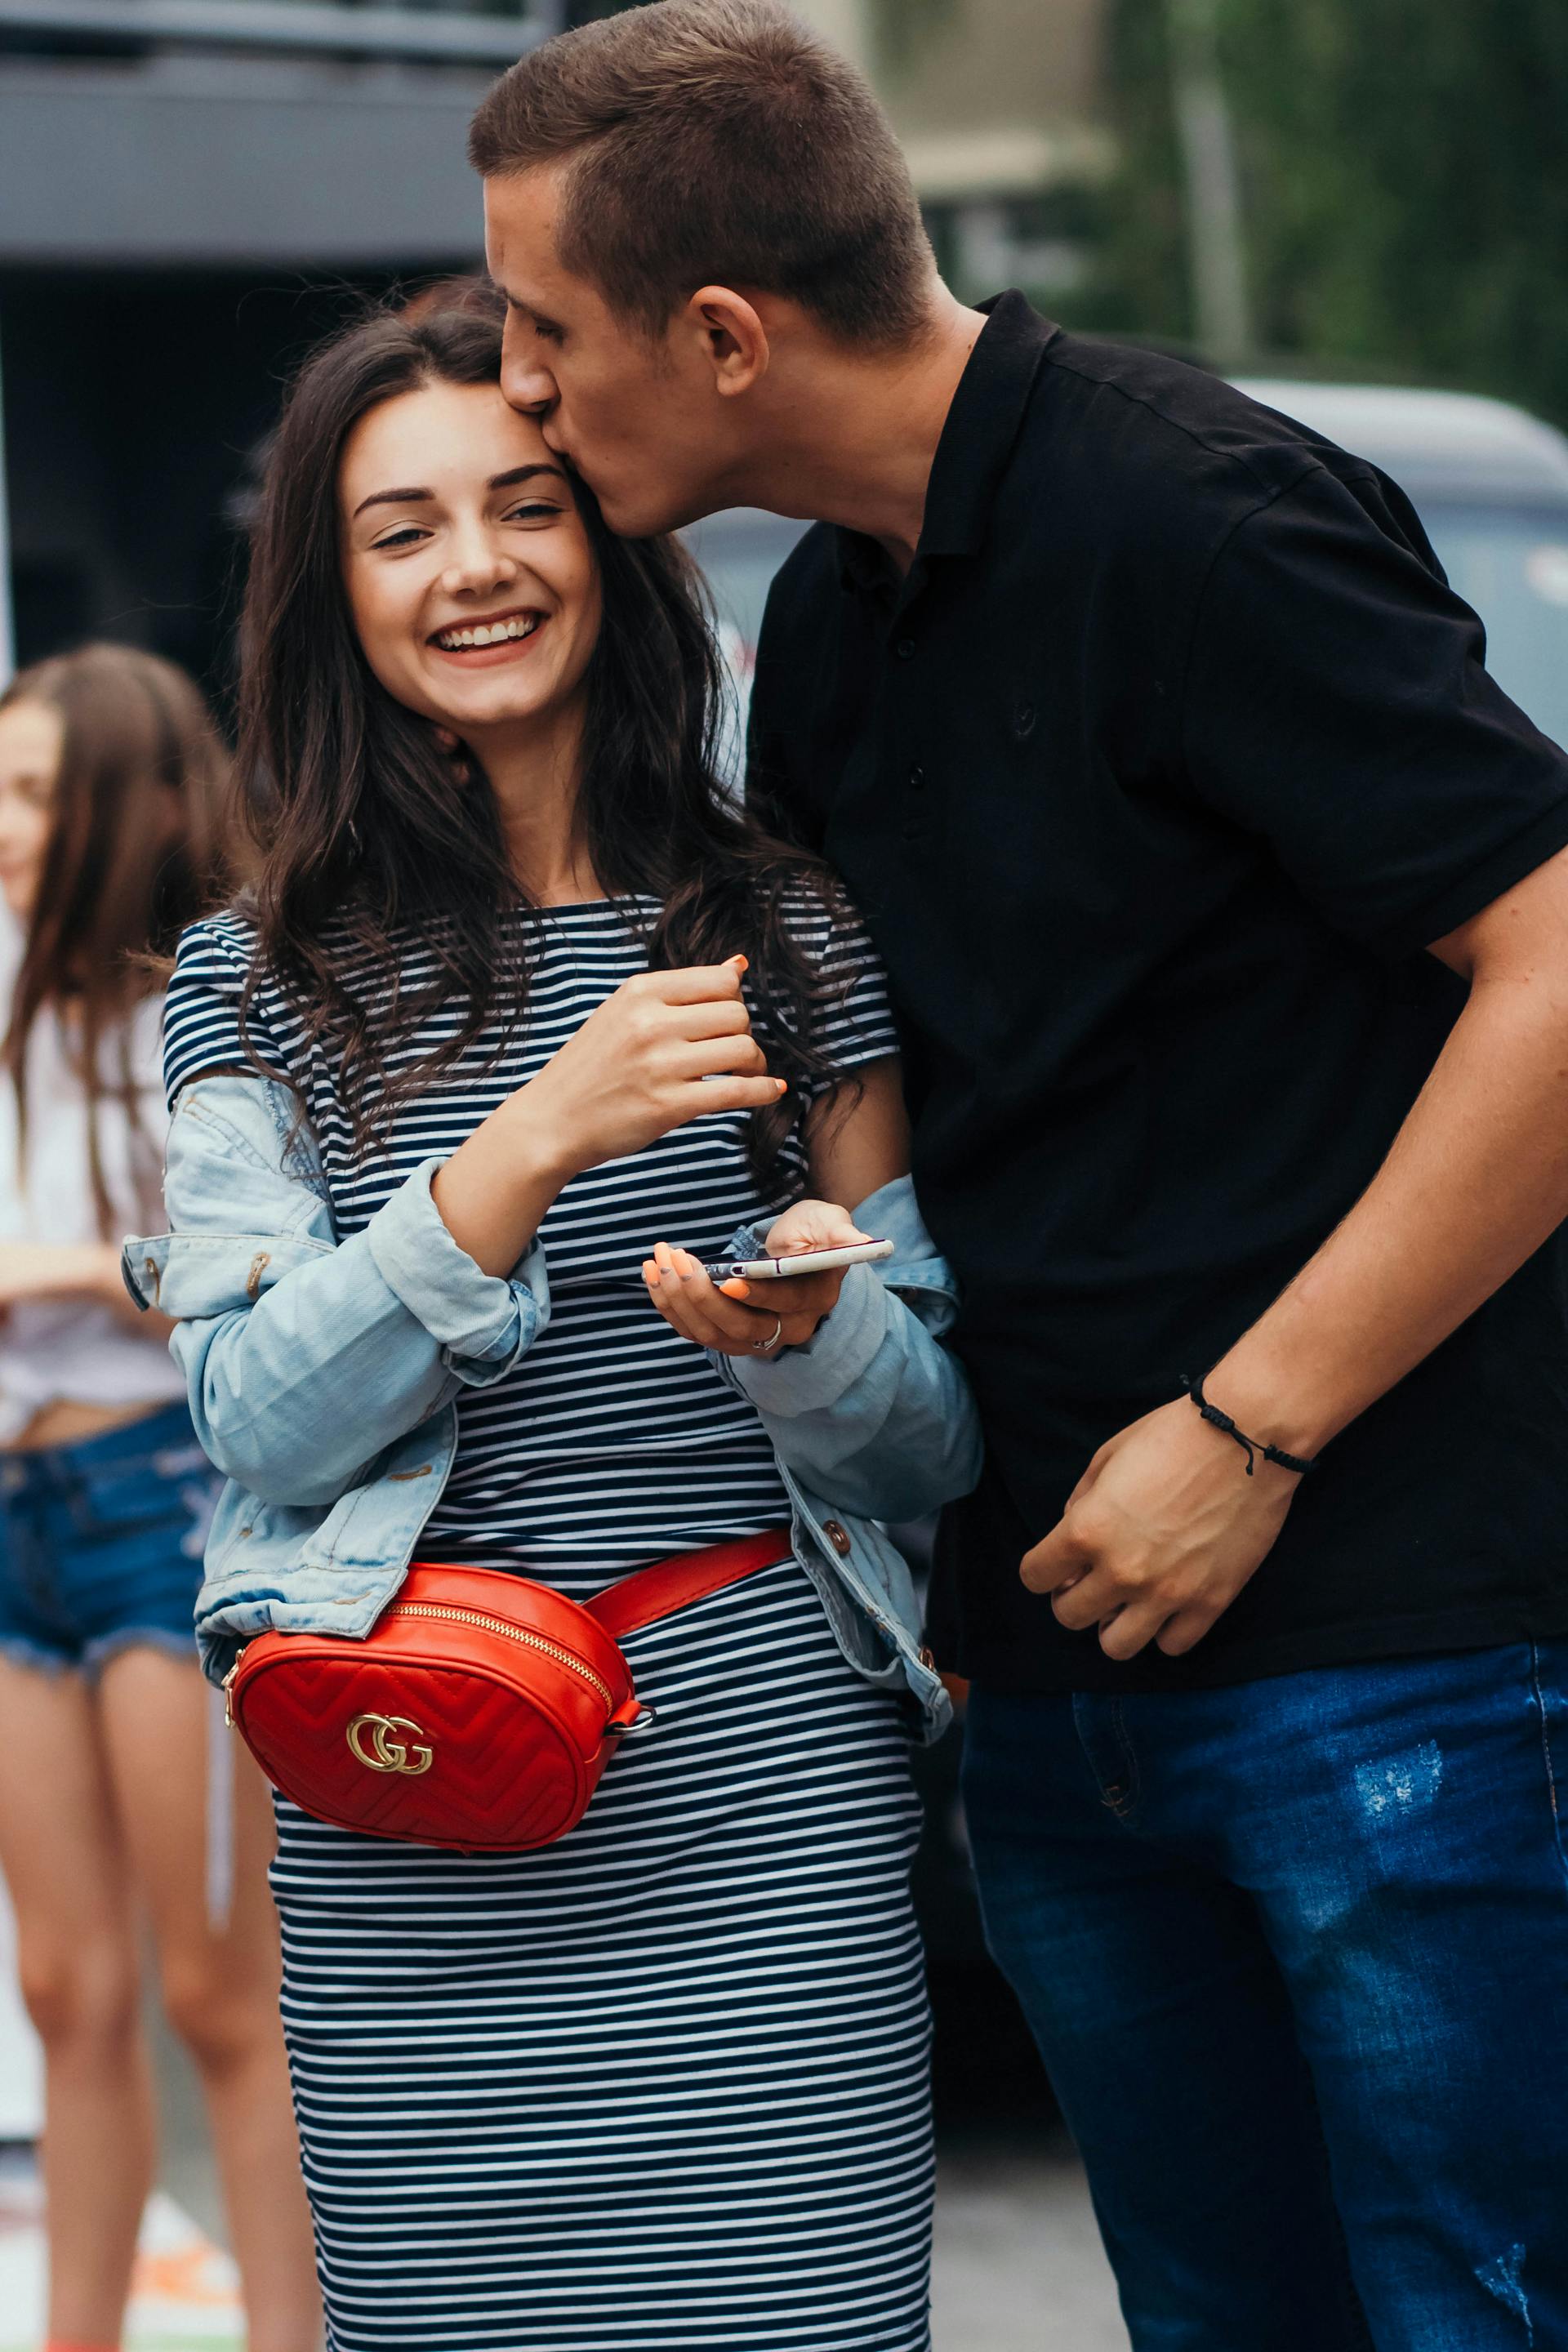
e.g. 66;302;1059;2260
353;485;431;519
352;464;566;521
488;464;568;492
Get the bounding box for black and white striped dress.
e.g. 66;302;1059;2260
165;894;933;2352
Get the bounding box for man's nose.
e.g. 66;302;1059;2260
501;318;556;417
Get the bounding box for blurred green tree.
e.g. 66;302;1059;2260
1083;0;1193;347
870;0;959;72
1087;0;1568;424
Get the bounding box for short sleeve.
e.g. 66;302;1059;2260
163;915;281;1111
773;884;900;1094
1179;461;1568;953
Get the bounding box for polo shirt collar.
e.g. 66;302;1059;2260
919;292;1056;558
835;290;1056;590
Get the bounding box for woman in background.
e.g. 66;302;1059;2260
0;646;319;2352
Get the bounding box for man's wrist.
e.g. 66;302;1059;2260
1198;1339;1348;1463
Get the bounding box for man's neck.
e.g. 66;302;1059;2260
726;289;989;574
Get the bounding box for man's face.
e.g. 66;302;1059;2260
484;164;731;537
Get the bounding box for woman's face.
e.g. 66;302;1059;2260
0;698;64;923
339;379;602;746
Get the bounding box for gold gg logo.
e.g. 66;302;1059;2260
346;1713;434;1776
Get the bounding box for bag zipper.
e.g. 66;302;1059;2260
385;1601;614;1706
222;1602;617;1722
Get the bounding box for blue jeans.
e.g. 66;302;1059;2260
963;1643;1568;2352
0;1399;215;1676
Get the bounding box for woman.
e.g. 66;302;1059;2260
0;645;319;2352
130;305;979;2350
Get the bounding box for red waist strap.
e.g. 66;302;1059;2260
586;1529;792;1642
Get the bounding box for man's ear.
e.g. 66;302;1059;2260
682;286;770;397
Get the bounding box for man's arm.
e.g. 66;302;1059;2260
1023;839;1568;1660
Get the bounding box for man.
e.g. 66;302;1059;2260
470;6;1568;2345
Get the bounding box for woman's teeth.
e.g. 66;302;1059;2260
436;616;541;650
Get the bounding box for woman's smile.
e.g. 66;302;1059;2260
430;606;550;662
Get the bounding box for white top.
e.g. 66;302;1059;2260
0;924;183;1444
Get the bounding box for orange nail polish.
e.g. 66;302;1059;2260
731;954;749;972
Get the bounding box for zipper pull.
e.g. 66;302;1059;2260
221;1650;246;1730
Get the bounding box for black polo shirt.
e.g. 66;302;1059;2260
747;291;1568;1693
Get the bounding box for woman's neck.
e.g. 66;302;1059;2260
470;701;601;907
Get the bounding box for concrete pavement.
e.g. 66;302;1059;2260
933;2139;1130;2351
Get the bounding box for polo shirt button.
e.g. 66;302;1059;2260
822;1518;853;1557
893;636;916;661
908;764;926;791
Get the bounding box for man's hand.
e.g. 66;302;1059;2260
1020;1398;1303;1659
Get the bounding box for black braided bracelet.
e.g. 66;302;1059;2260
1181;1374;1318;1478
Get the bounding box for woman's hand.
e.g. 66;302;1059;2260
434;956;784;1278
642;1199;873;1358
0;1240;164;1332
0;1240;117;1308
523;956;783;1178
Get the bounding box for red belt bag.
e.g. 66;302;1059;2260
223;1530;791;1854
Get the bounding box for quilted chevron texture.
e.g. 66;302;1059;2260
229;1563;640;1851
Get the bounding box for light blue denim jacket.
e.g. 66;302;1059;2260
123;1071;978;1739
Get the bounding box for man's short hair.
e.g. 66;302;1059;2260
469;0;934;347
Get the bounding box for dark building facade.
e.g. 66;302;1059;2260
0;0;578;686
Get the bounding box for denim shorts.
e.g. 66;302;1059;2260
0;1398;217;1677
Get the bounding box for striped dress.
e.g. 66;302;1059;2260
164;893;933;2352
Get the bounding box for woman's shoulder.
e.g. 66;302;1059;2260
163;906;287;1106
170;906;261;996
768;870;898;1070
772;871;879;967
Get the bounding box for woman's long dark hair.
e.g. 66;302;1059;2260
0;644;234;1232
236;298;853;1176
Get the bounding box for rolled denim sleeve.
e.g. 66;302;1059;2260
712;1178;982;1522
365;1156;550;1380
729;1262;891;1416
131;1074;550;1507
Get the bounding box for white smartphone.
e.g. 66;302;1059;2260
702;1238;896;1283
